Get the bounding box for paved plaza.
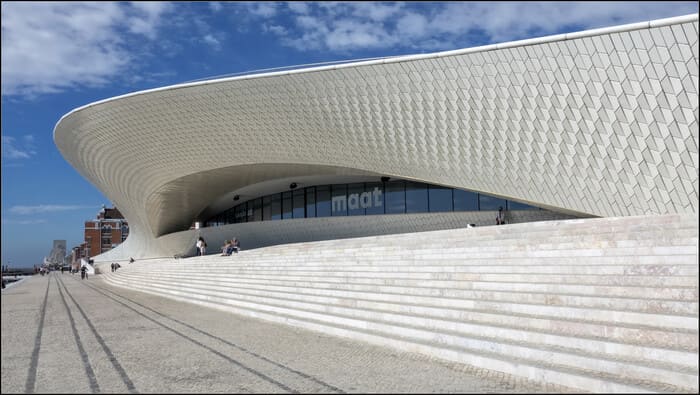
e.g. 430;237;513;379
1;272;577;393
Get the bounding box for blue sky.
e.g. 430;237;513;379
2;1;698;268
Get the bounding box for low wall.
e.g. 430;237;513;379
97;209;581;261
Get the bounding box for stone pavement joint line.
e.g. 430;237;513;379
2;272;578;393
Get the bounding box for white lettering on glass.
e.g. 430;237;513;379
332;187;383;212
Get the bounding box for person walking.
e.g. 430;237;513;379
200;238;207;256
80;265;87;280
196;237;204;256
497;206;506;225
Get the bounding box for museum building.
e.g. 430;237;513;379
53;14;698;261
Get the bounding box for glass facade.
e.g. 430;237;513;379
204;180;541;227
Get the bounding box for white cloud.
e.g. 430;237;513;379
266;24;289;36
203;34;222;50
1;135;36;159
209;2;223;12
247;2;277;18
349;2;404;22
126;2;173;40
325;19;398;51
396;12;428;39
429;2;699;43
9;205;98;215
1;2;172;97
287;2;310;14
256;1;698;53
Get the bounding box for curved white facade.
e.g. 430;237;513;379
54;14;699;260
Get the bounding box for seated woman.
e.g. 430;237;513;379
220;240;231;256
228;238;240;254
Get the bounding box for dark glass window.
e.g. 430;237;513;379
316;186;331;217
429;185;453;212
331;184;347;216
406;181;428;213
244;201;252;222
262;196;271;220
282;191;293;219
453;189;479;211
203;178;551;229
507;200;539;210
479;194;507;211
347;183;365;216
364;182;384;215
293;189;305;218
252;198;263;221
305;187;316;218
271;194;282;220
234;204;246;223
385;181;405;214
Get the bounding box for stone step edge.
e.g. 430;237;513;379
104;277;698;394
104;276;700;360
128;265;700;276
179;229;700;259
104;264;700;288
110;271;698;310
106;272;698;334
117;270;700;303
240;240;700;257
110;273;700;323
130;268;700;292
141;254;700;266
249;220;698;243
174;236;699;260
243;244;700;257
248;228;700;251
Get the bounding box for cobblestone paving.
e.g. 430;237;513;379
2;273;580;393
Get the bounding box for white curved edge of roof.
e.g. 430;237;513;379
53;12;698;140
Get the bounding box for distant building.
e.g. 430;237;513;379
45;240;66;267
83;205;129;259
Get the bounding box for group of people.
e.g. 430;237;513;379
110;262;121;272
220;238;240;256
194;236;241;257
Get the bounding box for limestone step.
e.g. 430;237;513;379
236;244;699;260
191;253;699;267
101;214;698;392
114;268;699;300
107;273;698;331
103;276;698;392
120;266;698;304
126;264;700;279
106;272;698;353
246;231;698;256
120;261;699;287
251;233;699;252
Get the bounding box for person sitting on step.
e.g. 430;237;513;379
227;238;240;255
221;240;232;256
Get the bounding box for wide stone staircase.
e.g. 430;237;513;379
102;214;699;393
